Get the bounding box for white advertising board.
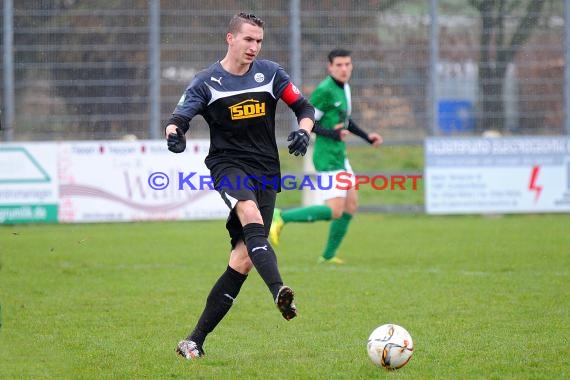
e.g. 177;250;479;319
425;136;570;214
0;143;59;223
58;140;227;223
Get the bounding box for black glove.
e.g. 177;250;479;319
287;129;310;156
167;127;186;153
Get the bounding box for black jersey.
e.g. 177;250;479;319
173;59;308;180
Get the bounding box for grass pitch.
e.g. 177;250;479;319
1;213;569;379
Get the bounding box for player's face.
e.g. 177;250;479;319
328;56;353;84
228;23;264;65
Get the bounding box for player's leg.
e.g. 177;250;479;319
270;204;332;245
321;187;357;262
237;191;297;320
216;166;295;317
176;167;255;360
319;159;357;262
258;190;296;320
177;223;253;360
270;169;344;246
213;166;285;300
238;198;283;298
282;204;333;222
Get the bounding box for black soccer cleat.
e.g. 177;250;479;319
275;285;297;321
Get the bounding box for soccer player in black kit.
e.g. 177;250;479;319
164;12;314;360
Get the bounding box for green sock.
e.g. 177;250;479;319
322;212;352;260
281;205;332;223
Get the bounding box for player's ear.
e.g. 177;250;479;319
327;62;334;73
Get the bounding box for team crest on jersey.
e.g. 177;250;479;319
229;99;266;120
254;73;265;83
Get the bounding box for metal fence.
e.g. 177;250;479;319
1;0;568;142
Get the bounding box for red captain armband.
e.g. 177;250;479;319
281;82;303;106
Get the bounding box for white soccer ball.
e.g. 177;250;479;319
367;323;414;370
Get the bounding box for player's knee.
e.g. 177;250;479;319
236;200;263;225
330;207;344;219
234;259;254;274
346;192;359;214
346;200;358;214
229;247;254;273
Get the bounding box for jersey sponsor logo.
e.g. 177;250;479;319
254;73;265;83
228;99;266;120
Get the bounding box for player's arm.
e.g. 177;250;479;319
164;114;190;153
164;80;207;153
280;81;314;156
347;119;383;147
312;121;342;141
281;83;314;133
286;98;313;156
309;88;348;140
311;101;348;141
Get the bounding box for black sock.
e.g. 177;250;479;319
188;266;247;346
243;223;283;299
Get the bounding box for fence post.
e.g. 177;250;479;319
563;0;570;135
290;0;317;206
289;0;301;133
2;0;14;142
149;0;161;139
428;0;439;136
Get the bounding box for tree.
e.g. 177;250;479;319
467;0;546;132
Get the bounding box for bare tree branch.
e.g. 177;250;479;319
468;0;486;11
502;0;546;63
378;0;407;13
470;0;547;131
496;0;506;47
506;0;524;13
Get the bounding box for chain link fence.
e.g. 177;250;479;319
1;0;567;142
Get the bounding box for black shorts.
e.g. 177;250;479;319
210;165;276;248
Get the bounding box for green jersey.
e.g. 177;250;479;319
310;76;352;171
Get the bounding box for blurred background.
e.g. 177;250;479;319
1;0;567;142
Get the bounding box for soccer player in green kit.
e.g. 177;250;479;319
270;49;382;263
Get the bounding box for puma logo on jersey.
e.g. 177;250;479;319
210;76;222;86
229;99;266;120
251;245;268;252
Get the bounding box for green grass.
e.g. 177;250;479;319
1;214;569;379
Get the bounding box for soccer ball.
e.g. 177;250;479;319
366;323;414;370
